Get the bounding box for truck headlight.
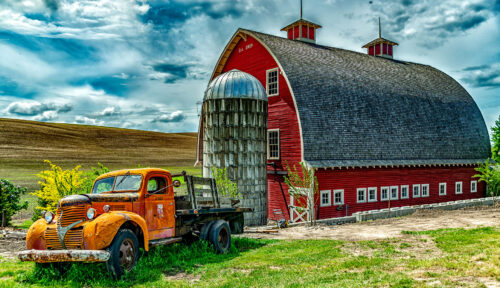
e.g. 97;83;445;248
44;211;54;223
87;208;96;220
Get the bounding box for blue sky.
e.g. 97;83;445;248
0;0;499;134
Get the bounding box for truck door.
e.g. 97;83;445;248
144;174;175;240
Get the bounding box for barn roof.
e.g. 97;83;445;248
238;29;491;167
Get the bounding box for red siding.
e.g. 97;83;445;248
383;43;388;54
301;25;307;38
375;44;380;54
369;46;374;56
287;29;293;40
314;166;485;219
294;26;299;39
388;45;393;56
219;35;303;220
309;27;314;40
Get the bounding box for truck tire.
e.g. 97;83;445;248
208;220;231;254
200;221;215;241
106;229;139;279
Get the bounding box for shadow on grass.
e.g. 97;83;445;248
18;237;271;287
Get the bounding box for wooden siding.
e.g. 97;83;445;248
312;166;485;220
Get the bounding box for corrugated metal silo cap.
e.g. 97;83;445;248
204;69;268;101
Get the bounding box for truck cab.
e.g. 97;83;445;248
19;168;250;278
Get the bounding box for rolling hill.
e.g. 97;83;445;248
0;118;198;191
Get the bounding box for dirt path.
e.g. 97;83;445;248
243;203;500;241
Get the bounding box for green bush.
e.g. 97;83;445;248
0;179;28;226
474;159;500;197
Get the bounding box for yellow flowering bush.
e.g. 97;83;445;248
32;160;86;217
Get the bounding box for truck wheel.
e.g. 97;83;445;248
208;220;231;254
106;229;139;279
200;221;215;241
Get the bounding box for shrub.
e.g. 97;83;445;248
32;161;86;219
211;167;240;198
474;159;500;197
0;179;28;226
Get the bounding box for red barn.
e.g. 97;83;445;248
200;18;491;221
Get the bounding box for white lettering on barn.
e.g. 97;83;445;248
238;43;254;53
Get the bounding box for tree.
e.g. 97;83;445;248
283;162;318;225
474;158;500;197
211;167;240;198
491;115;500;163
0;179;28;227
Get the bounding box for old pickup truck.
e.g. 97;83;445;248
18;168;251;278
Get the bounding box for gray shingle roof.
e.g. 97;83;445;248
242;29;491;167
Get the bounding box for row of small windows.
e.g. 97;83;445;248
320;181;478;207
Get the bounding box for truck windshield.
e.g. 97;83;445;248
114;175;142;191
92;175;143;194
92;177;115;194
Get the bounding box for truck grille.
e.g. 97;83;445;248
57;205;86;227
44;204;86;249
45;228;84;250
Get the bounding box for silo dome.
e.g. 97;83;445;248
200;69;268;226
204;69;267;101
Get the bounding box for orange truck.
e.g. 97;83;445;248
18;168;251;278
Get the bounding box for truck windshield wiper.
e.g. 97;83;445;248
114;171;130;191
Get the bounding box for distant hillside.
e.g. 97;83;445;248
0;118;198;190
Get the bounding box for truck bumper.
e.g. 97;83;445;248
18;249;110;263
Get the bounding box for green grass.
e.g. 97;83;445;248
0;226;498;287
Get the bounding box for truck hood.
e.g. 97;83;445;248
59;193;139;207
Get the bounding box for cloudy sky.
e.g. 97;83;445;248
0;0;499;134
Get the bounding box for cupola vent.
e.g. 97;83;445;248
362;18;398;59
281;0;321;44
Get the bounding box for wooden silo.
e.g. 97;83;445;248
200;69;268;226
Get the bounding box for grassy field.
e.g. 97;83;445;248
0;118;199;223
0;226;498;287
0;118;199;191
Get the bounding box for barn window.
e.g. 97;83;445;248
400;185;409;199
421;184;429;197
470;180;477;193
412;184;420;198
375;44;381;55
333;189;344;205
380;187;389;201
320;190;331;207
266;68;279;96
455;182;462;194
267;129;280;160
439;183;446;196
357;188;367;203
390;186;398;200
368;187;377;202
383;43;388;54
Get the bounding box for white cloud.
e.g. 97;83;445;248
34;110;57;121
75;116;104;126
5;100;71;116
153;110;185;123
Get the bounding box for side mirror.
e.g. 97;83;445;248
173;180;181;187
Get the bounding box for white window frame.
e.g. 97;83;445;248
320;190;331;207
455;181;462;194
266;68;279;96
470;180;477;193
357;188;367;203
439;183;447;196
400;185;409;199
421;184;429;197
390;186;399;200
267;129;280;160
380;186;389;201
333;189;344;205
412;184;420;198
368;187;377;202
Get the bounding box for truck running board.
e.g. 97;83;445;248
149;237;183;248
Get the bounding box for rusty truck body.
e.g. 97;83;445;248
18;168;251;277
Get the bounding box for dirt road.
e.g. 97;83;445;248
243;203;500;241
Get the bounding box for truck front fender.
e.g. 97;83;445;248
83;212;150;251
26;219;47;250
